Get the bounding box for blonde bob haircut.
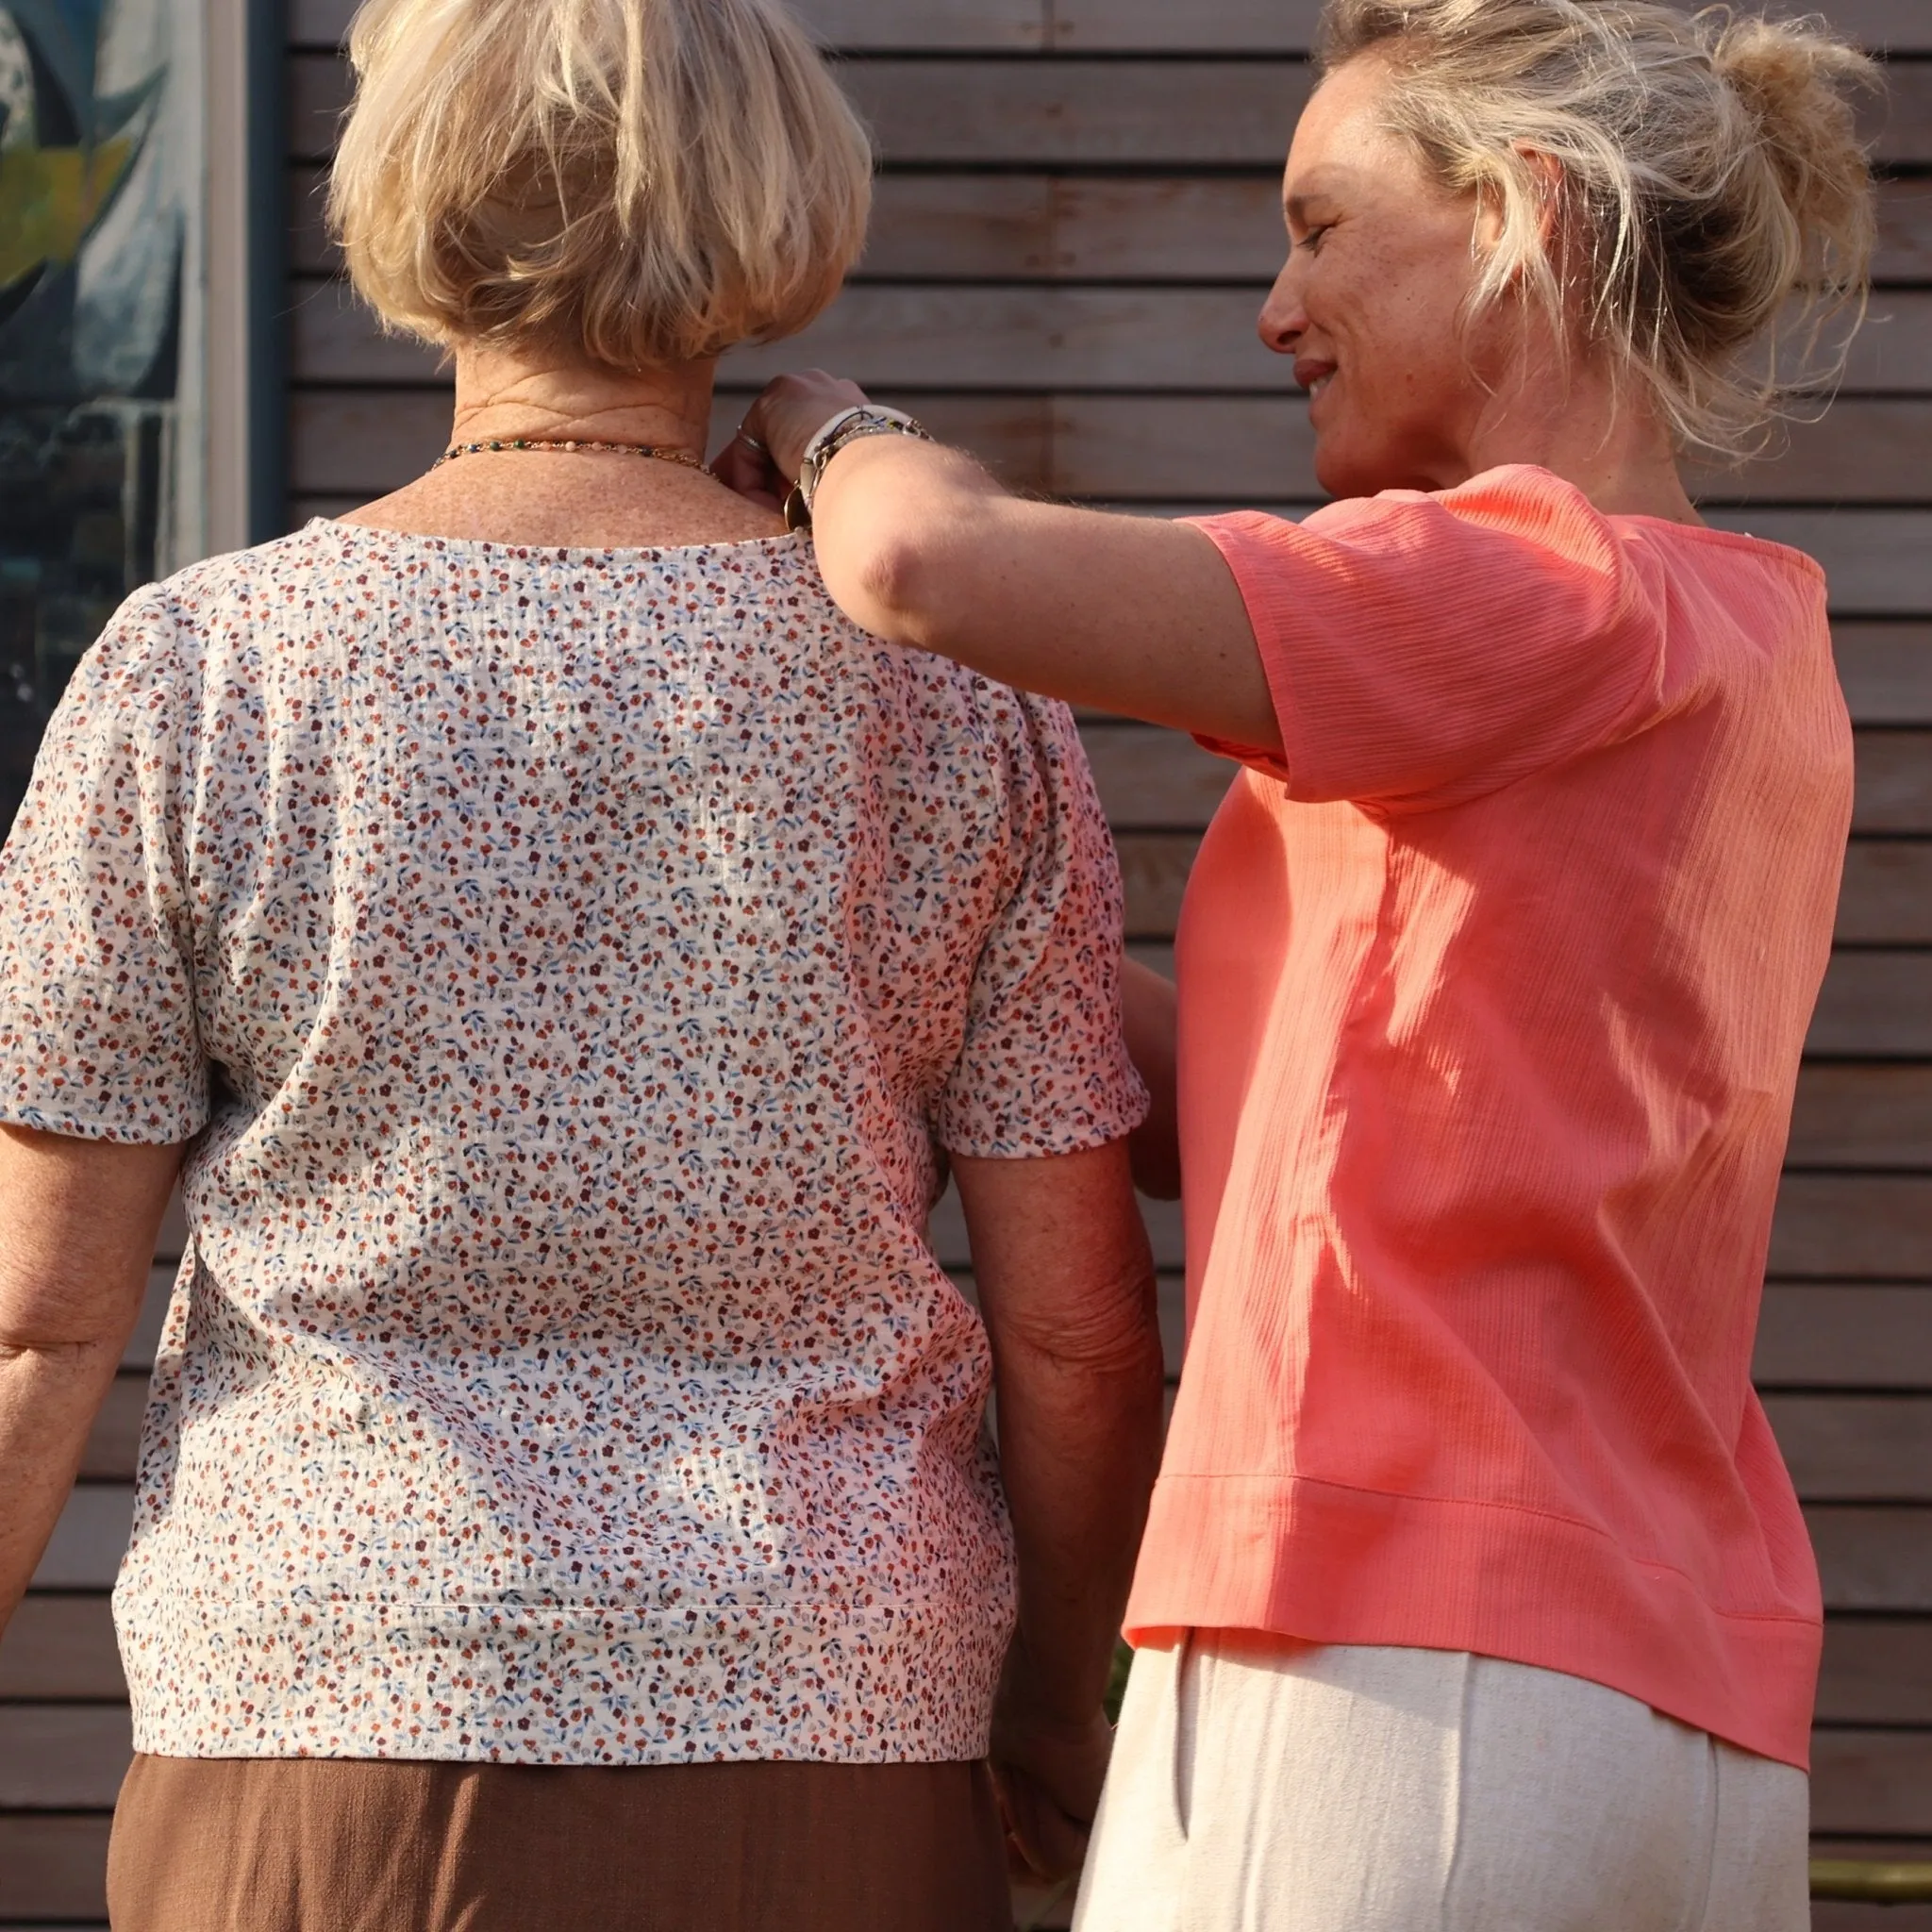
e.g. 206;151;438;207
1318;0;1879;458
328;0;874;369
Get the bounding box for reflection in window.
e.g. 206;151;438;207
1;0;187;834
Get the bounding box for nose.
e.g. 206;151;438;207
1257;253;1306;358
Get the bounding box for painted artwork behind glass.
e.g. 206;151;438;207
0;0;184;832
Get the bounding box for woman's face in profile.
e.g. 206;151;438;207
1257;55;1506;502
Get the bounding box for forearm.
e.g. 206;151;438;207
992;1290;1166;1717
0;1126;182;1638
0;1335;128;1631
955;1144;1164;1715
732;372;1279;745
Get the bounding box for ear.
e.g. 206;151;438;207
1473;143;1568;276
1511;141;1568;248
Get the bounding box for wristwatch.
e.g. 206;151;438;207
786;406;932;532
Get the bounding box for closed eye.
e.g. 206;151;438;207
1296;225;1333;253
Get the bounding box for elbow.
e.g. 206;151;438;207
824;474;993;651
844;522;949;648
995;1269;1166;1390
0;1276;143;1358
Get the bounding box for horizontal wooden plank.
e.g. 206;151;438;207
1757;1289;1932;1391
0;1595;124;1701
874;170;1932;288
289;54;1319;170
1766;1396;1932;1501
77;1376;149;1485
0;1814;111;1920
1771;1175;1932;1280
1820;1618;1932;1724
1051;0;1928;51
1117;832;1194;938
1697;408;1932;508
1810;951;1932;1057
1839;841;1932;941
283;0;1932;53
1841;627;1932;727
1881;177;1932;283
288;49;1932;180
1816;1729;1932;1837
291;173;1932;289
1048;397;1932;507
1790;1067;1932;1170
289;0;1053;51
29;1488;134;1592
1857;734;1932;833
0;1706;129;1808
1082;724;1234;829
296;269;1932;402
1813;1507;1932;1610
883;54;1931;170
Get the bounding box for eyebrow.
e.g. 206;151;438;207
1283;183;1340;225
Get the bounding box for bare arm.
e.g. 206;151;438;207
954;1140;1165;1881
1123;958;1181;1201
726;375;1280;752
0;1127;183;1636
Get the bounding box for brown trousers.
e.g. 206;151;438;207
108;1753;1013;1932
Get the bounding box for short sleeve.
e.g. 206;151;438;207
931;694;1150;1158
0;589;208;1142
1187;466;1666;813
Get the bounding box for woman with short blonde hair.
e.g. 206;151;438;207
728;0;1879;1924
0;0;1165;1926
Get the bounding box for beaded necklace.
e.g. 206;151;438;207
433;437;705;470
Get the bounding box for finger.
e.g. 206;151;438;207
735;391;776;451
993;1766;1091;1886
709;440;753;491
710;435;769;494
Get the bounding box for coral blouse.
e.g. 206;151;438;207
1125;466;1851;1769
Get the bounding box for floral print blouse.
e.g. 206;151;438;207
0;521;1145;1765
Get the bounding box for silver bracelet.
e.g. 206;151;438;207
786;407;932;532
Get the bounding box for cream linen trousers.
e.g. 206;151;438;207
1071;1635;1808;1932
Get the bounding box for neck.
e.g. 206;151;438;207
450;346;717;460
1457;339;1701;525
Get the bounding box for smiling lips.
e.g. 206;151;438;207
1295;358;1338;401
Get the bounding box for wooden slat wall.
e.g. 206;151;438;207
3;2;1928;1923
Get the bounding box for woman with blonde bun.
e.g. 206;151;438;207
726;1;1880;1924
0;0;1166;1924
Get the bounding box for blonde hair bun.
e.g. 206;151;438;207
1318;0;1881;458
1708;8;1876;273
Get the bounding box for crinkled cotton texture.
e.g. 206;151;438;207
1127;467;1849;1771
0;520;1146;1765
